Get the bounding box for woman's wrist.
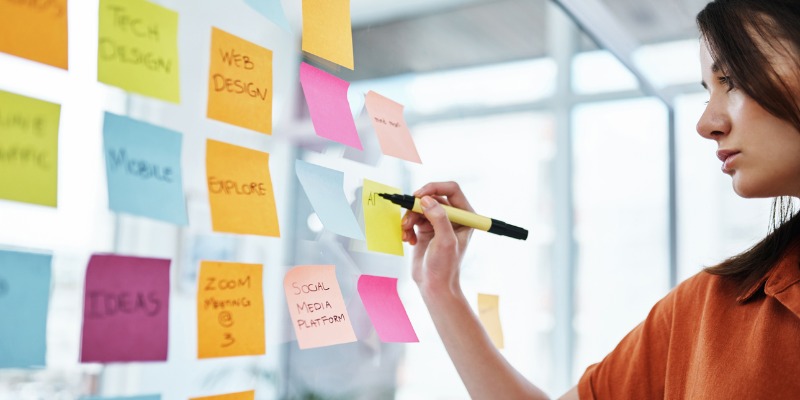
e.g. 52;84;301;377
418;280;467;308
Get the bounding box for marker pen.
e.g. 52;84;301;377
378;193;528;240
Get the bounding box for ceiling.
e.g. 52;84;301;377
335;0;710;81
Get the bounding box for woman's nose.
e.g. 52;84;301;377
696;99;730;140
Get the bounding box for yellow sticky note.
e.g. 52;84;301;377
191;390;255;400
207;27;273;134
206;139;280;237
283;265;357;349
362;179;403;256
478;293;504;349
301;0;354;70
98;0;180;103
197;261;265;359
0;0;68;69
0;90;60;207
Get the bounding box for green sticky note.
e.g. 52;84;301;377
98;0;180;103
0;90;61;207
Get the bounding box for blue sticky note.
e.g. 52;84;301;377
82;396;161;400
0;250;52;369
295;160;365;240
244;0;292;31
103;112;188;225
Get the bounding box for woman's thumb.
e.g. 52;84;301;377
421;196;456;246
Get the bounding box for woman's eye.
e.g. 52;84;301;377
719;76;735;91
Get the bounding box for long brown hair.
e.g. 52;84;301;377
696;0;800;295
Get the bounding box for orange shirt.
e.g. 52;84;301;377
579;247;800;399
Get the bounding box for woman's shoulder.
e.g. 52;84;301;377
662;269;741;310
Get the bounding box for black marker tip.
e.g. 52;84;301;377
378;193;391;200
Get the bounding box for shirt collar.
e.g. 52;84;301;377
737;245;800;317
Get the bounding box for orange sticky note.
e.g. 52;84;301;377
207;27;273;134
206;139;280;237
364;91;421;164
191;390;255;400
0;0;68;69
197;261;265;359
301;0;354;70
478;293;504;349
283;265;357;349
362;179;403;256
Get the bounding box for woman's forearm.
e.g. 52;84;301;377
420;285;550;400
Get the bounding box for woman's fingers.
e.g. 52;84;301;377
419;196;457;248
413;181;473;212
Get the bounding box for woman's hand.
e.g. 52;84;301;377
401;181;475;299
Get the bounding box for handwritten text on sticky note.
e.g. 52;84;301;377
362;179;403;256
98;0;180;102
0;90;60;207
357;275;418;343
365;91;421;163
207;27;273;134
301;0;353;69
0;0;68;69
197;261;265;358
299;62;362;150
295;160;364;240
284;265;356;349
0;250;51;368
80;254;170;363
103;112;187;225
206;139;280;237
478;293;504;349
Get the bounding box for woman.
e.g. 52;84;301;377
401;0;800;398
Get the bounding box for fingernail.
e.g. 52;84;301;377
402;216;408;225
402;232;407;241
421;196;435;209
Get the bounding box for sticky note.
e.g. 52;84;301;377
244;0;291;31
299;62;362;150
364;91;422;163
0;90;60;207
0;0;68;69
191;390;254;400
82;396;161;400
80;254;170;363
206;139;280;237
103;112;187;225
357;275;417;343
295;160;364;240
283;265;356;349
207;27;273;134
362;179;403;256
197;261;265;359
301;0;353;69
98;0;180;103
0;250;51;368
478;293;504;349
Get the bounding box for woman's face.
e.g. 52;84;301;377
697;40;800;198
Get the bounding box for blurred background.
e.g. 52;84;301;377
0;0;774;399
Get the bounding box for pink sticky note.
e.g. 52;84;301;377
364;91;421;163
299;62;362;150
80;254;170;363
283;265;357;349
357;275;418;343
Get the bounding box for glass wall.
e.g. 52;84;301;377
0;0;778;399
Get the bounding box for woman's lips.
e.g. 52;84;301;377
717;149;740;173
